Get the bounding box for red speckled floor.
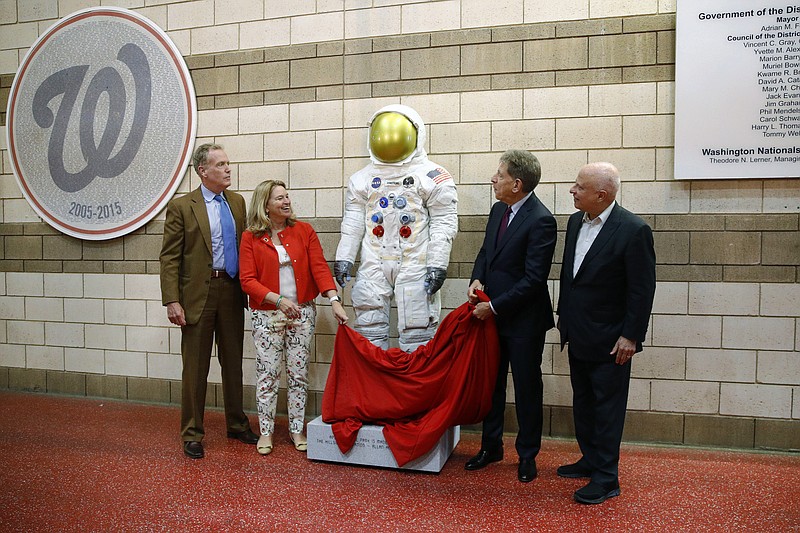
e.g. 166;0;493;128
0;391;798;532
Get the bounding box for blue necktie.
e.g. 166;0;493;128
214;194;238;277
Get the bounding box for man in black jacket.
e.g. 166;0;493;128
465;149;557;483
557;162;656;504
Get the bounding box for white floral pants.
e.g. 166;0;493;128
251;303;315;436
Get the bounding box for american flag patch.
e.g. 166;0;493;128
427;167;453;184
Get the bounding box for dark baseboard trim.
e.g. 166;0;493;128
2;368;797;452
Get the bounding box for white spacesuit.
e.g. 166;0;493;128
335;105;458;352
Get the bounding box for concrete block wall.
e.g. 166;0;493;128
1;0;799;451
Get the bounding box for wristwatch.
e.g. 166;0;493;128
329;295;342;303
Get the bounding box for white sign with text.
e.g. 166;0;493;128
675;0;800;179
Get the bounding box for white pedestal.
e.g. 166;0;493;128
306;416;460;473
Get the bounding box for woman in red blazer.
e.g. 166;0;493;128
239;180;348;456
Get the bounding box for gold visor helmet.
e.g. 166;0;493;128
369;111;418;164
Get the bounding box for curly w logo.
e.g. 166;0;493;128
32;43;151;193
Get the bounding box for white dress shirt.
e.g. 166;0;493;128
506;191;532;228
573;201;616;278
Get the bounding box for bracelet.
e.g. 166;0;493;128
329;295;341;303
275;295;283;307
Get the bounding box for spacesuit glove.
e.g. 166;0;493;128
334;260;354;288
424;267;447;295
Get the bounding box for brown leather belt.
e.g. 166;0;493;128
211;270;231;279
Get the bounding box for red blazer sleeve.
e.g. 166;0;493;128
239;230;273;308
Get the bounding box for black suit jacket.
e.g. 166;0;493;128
471;194;557;337
558;204;656;361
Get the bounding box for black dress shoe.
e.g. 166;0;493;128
573;481;620;505
464;449;503;471
227;429;259;445
557;461;592;478
183;441;204;459
518;459;537;483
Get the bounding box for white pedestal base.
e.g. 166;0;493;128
306;416;460;473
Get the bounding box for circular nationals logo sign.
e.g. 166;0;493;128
6;7;196;240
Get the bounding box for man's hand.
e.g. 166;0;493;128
472;301;493;320
334;260;353;288
467;279;483;304
424;267;447;295
611;336;636;365
166;302;186;326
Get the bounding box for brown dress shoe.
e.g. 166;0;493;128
183;441;204;459
227;429;259;445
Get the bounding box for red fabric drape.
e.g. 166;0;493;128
321;291;500;466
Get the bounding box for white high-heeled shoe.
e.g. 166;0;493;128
290;432;307;452
257;435;273;455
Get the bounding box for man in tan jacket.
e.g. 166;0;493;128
160;143;257;459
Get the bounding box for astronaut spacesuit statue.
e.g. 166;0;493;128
334;105;458;352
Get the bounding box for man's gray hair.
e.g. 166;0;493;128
500;149;541;192
192;143;224;175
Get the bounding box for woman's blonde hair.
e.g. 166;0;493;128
246;179;296;237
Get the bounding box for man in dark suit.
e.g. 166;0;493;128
465;149;557;483
557;162;656;504
160;143;258;459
